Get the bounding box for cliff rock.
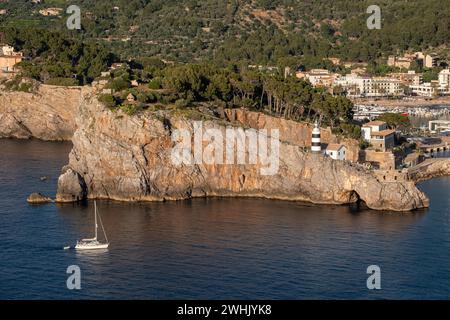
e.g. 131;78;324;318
56;166;88;202
0;85;87;140
56;96;429;211
27;193;53;204
409;158;450;182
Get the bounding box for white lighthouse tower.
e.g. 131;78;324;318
311;121;322;153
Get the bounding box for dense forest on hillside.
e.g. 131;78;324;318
1;0;450;66
2;28;114;85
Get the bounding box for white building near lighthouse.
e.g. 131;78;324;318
311;121;322;153
326;144;347;160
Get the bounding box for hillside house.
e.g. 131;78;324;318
362;121;396;151
325;144;347;160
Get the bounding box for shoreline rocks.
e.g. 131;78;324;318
27;193;53;204
55;166;88;203
409;158;450;182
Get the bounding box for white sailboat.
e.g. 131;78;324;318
75;201;109;250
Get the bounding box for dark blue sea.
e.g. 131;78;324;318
0;139;449;299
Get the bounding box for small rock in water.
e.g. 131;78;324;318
27;193;53;204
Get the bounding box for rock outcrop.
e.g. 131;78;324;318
55;166;88;202
409;158;450;182
0;85;87;140
27;193;53;204
55;95;430;211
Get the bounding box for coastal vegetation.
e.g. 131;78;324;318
98;61;357;137
1;27;114;85
376;113;411;130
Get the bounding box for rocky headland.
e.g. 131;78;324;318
0;84;436;211
51;92;429;211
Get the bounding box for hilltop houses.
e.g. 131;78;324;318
388;52;439;69
296;69;336;89
0;45;23;77
387;55;414;69
39;8;63;16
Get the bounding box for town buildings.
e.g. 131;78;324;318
388;52;439;69
0;45;23;77
334;74;403;98
410;69;450;97
296;69;336;88
361;121;396;152
297;66;450;99
429;120;450;133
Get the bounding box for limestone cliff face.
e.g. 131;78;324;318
222;109;361;162
56;95;430;211
0;85;86;140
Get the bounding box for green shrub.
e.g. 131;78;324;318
108;78;131;91
148;78;162;90
359;140;370;150
44;77;79;86
120;103;144;116
175;98;190;108
137;93;149;103
98;94;117;108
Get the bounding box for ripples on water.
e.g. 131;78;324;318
0;139;449;299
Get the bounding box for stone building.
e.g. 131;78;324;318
362;121;395;152
0;45;23;75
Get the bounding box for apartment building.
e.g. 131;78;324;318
334;75;403;98
388;70;423;86
411;69;450;97
438;69;450;88
387;55;413;69
424;54;439;68
296;69;336;88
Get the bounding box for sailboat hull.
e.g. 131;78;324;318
75;242;109;250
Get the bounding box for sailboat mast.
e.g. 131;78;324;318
94;201;98;240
